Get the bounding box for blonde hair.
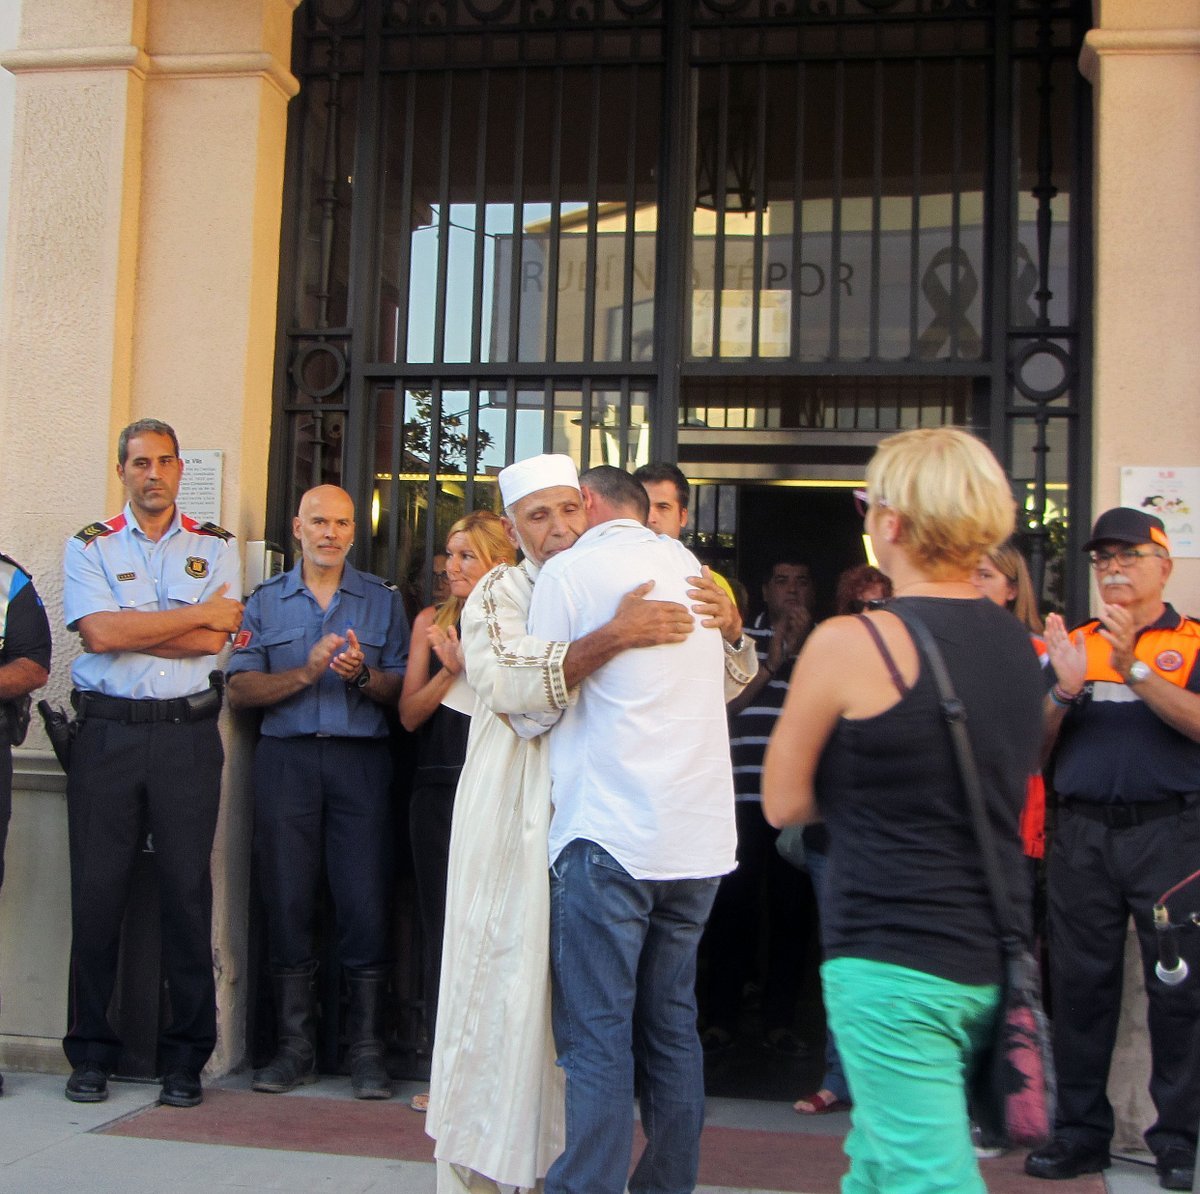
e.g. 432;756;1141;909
433;510;517;630
985;541;1043;634
866;427;1015;579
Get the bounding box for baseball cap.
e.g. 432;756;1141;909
1083;507;1171;554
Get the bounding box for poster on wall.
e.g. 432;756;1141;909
1119;466;1200;559
178;449;223;526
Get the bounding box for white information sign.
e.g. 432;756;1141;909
1119;466;1200;559
178;449;224;526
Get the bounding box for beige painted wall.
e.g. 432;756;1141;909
0;0;297;1076
1084;0;1200;616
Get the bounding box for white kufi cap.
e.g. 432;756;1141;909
498;453;581;508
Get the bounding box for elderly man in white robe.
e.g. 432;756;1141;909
427;454;752;1194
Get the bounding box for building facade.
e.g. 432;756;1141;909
0;0;1196;1137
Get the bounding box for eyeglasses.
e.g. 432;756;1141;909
853;489;891;519
1087;548;1164;570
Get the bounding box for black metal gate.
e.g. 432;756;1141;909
270;0;1092;614
263;0;1092;1081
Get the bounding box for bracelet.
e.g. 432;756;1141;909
1049;684;1079;708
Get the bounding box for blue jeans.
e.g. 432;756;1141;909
545;839;720;1194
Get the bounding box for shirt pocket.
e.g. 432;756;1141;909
353;625;387;668
260;625;309;671
165;578;212;608
114;577;160;611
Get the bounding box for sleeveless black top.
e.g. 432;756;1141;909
414;646;470;786
815;596;1043;985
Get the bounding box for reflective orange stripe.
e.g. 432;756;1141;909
1080;618;1200;688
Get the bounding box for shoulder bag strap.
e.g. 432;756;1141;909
892;604;1023;959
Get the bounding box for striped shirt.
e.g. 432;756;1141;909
729;612;796;802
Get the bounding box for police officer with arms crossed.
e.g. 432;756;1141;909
0;548;52;1097
226;485;408;1100
62;418;243;1107
1026;507;1200;1191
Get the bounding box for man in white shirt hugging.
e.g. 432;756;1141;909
528;464;754;1194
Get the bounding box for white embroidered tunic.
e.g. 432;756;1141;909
426;559;568;1191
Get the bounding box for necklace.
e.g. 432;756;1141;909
892;580;976;598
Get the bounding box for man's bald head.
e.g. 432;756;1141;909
298;484;355;520
294;485;356;575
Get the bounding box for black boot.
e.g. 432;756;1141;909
345;966;392;1100
252;963;318;1093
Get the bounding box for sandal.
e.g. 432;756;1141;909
793;1089;850;1115
409;1091;430;1113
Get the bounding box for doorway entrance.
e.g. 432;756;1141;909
691;483;869;623
685;479;868;1102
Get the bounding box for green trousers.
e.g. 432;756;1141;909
823;956;999;1194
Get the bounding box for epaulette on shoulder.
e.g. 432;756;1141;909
191;519;234;541
74;514;124;547
357;569;400;592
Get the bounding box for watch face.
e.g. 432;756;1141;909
1129;661;1151;684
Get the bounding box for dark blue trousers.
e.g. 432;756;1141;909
64;716;222;1072
0;743;10;891
1048;802;1200;1158
253;735;393;970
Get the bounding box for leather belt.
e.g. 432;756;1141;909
1062;795;1195;829
72;687;222;724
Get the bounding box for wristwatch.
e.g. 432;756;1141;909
352;664;371;690
1126;660;1152;686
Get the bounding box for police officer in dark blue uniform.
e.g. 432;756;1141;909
0;549;52;1096
226;484;408;1099
61;418;244;1108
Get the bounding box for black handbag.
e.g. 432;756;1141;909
896;606;1056;1149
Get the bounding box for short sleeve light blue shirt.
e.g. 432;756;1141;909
63;503;241;699
225;560;409;739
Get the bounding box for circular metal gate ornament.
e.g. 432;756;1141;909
1012;339;1072;404
291;341;348;401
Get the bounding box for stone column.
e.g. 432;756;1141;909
1079;0;1200;1153
0;0;298;1076
1082;0;1200;609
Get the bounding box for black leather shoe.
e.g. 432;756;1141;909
1025;1138;1110;1180
159;1068;203;1108
1156;1145;1196;1191
65;1062;109;1103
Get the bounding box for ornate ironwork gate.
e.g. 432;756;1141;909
271;0;1091;611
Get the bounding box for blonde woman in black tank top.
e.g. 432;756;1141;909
762;428;1045;1194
